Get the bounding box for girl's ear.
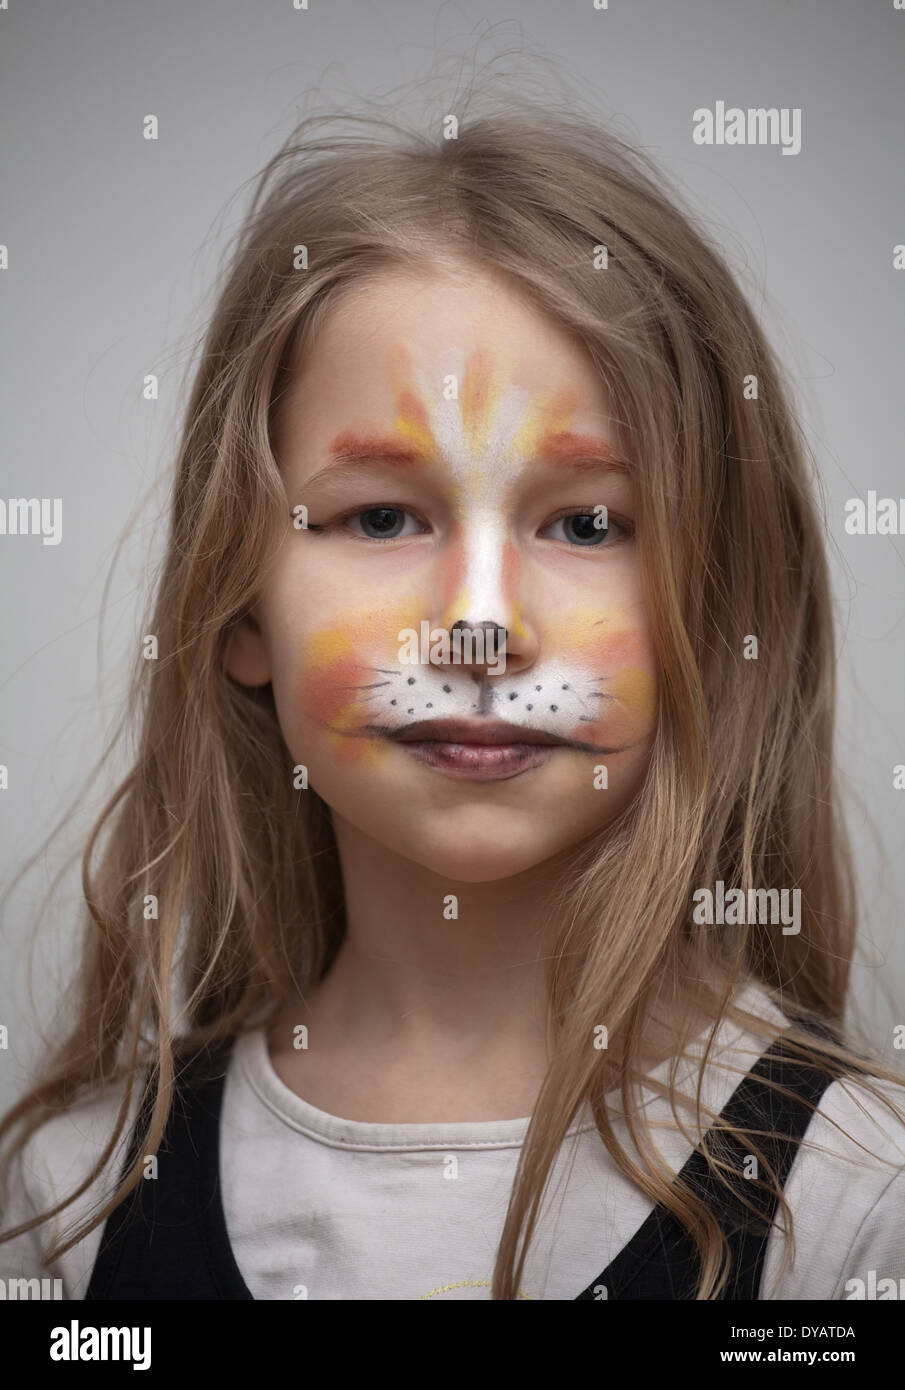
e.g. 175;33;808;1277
223;611;272;687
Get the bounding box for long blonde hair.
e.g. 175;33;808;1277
2;91;903;1301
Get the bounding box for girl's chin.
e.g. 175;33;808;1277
397;852;563;884
351;823;595;883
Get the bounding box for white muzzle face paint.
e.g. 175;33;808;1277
368;656;620;749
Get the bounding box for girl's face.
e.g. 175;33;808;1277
226;265;659;881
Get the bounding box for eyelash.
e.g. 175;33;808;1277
307;506;633;548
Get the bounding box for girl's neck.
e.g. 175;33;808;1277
261;813;737;1122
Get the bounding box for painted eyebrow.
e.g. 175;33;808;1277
327;432;425;468
536;431;630;474
297;433;426;491
299;430;629;489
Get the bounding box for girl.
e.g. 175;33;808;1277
1;96;904;1303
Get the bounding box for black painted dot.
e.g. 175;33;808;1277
535;684;542;691
443;684;452;693
407;708;414;714
390;699;397;705
407;676;416;685
508;692;518;700
526;704;533;711
550;705;558;712
426;702;433;708
561;684;569;690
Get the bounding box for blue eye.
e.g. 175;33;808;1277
542;512;624;547
345;507;426;540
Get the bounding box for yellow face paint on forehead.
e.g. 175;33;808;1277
385;340;586;502
385;341;442;463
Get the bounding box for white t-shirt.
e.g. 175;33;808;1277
2;983;904;1300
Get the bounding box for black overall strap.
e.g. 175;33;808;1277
85;1036;252;1300
574;1018;844;1300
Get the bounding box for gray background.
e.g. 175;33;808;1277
1;0;902;1111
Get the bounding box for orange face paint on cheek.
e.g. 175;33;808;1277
560;607;639;659
298;600;425;767
296;632;376;768
549;607;659;748
300;632;362;725
567;662;658;751
603;664;657;730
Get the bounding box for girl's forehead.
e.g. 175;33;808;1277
279;351;626;498
272;271;624;489
276;343;619;490
280;267;613;420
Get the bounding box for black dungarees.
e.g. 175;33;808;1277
85;1018;842;1301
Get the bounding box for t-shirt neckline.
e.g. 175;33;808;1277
232;983;780;1153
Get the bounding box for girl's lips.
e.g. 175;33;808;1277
396;739;557;780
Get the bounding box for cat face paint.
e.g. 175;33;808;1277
238;266;659;880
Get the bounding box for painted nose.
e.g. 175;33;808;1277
435;516;540;671
449;618;507;671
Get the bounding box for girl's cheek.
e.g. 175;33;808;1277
556;610;659;748
590;663;658;748
293;600;424;768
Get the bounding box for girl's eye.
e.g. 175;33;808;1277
343;507;427;540
540;511;628;547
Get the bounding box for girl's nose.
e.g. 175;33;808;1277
448;619;508;675
430;518;539;673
